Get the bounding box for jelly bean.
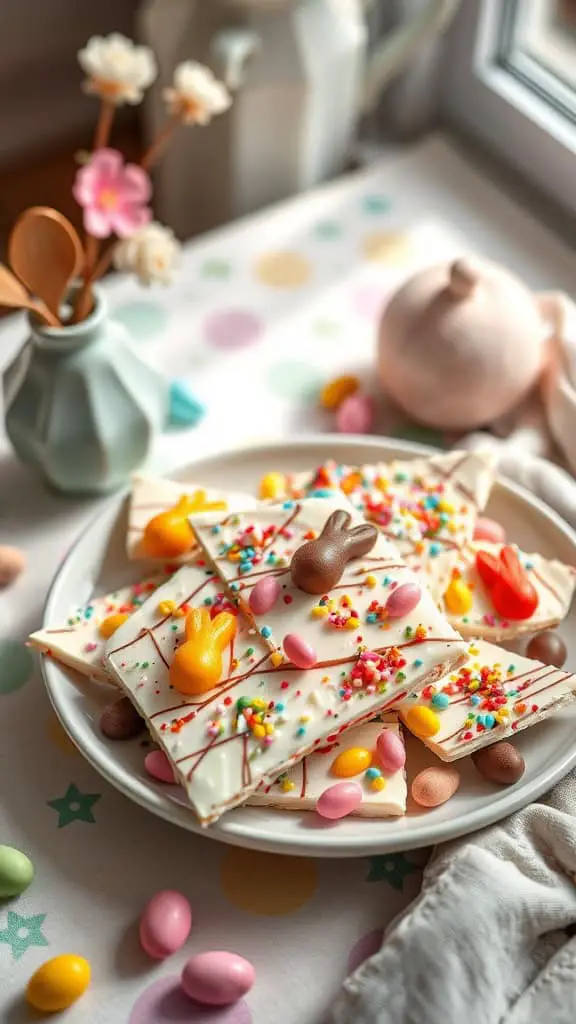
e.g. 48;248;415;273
181;950;255;1006
170;608;237;695
283;633;317;669
27;955;91;1012
0;844;34;898
249;576;281;616
403;705;440;738
320;374;360;411
145;750;176;784
411;766;460;808
376;729;406;773
0;545;25;587
384;582;421;619
331;746;372;778
526;630;567;668
444;578;473;616
259;472;286;500
336;393;374;434
99;612;129;639
139;890;192;960
316;781;363;819
100;696;145;740
473;517;506;544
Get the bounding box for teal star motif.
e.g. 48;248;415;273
314;220;342;240
0;911;49;960
200;258;232;279
362;194;392;215
366;853;420;890
47;782;101;827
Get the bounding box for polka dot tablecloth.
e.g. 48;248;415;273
1;136;574;1022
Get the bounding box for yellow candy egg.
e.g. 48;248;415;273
444;579;473;616
320;374;360;411
331;746;372;778
27;954;91;1012
99;613;129;639
404;705;441;738
259;472;286;500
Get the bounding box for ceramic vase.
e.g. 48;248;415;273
3;288;168;495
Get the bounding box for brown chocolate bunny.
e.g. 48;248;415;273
290;509;378;594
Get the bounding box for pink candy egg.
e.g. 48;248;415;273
181;951;255;1006
411;766;460;808
145;750;176;784
336;393;374;434
473;517;506;544
139;890;192;960
384;582;421;619
376;729;406;772
249;576;281;616
316;782;363;820
283;633;317;669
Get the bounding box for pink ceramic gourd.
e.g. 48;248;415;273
377;256;555;431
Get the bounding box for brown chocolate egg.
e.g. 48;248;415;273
100;697;145;740
526;631;567;669
290;509;377;595
472;741;525;786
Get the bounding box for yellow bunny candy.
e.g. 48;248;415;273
142;491;227;558
170;607;237;695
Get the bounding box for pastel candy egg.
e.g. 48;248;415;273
26;955;91;1012
283;633;317;669
331;746;372;778
249;576;281;616
473;517;506;543
259;472;286;500
0;845;34;898
139;890;192;960
384;582;421;619
145;750;176;784
403;705;440;738
316;781;363;819
444;578;473;616
99;612;129;639
376;730;406;773
411;766;461;808
181;950;255;1006
336;393;374;434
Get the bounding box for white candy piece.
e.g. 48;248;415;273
398;638;576;761
250;717;407;817
443;542;576;640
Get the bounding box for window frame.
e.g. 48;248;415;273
437;0;576;217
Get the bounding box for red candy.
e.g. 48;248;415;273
476;546;538;620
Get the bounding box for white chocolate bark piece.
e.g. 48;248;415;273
443;542;576;640
191;495;466;673
28;572;171;684
127;474;255;562
250;716;406;817
105;555;465;826
283;451;496;601
398;639;576;761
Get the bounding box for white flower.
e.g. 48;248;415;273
78;33;157;106
113;222;181;286
162;61;231;125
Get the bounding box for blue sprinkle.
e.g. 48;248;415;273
275;703;285;713
525;561;534;570
310;488;336;498
470;694;481;706
432;693;450;709
239;562;252;575
230;582;240;592
424;496;439;509
366;766;381;780
429;543;441;557
366;612;378;624
383;576;392;586
211;525;221;535
243;547;255;558
413;658;423;668
485;713;495;729
296;726;306;738
203;597;213;606
282;500;295;509
261;626;272;639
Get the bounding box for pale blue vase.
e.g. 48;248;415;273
3;287;168;495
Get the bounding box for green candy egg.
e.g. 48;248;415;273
0;845;34;898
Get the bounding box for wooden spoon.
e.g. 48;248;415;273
9;207;83;319
0;263;61;327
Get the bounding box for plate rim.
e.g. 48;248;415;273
40;434;576;857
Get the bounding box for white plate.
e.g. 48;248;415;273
41;437;576;857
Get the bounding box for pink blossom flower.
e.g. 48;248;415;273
73;148;152;238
